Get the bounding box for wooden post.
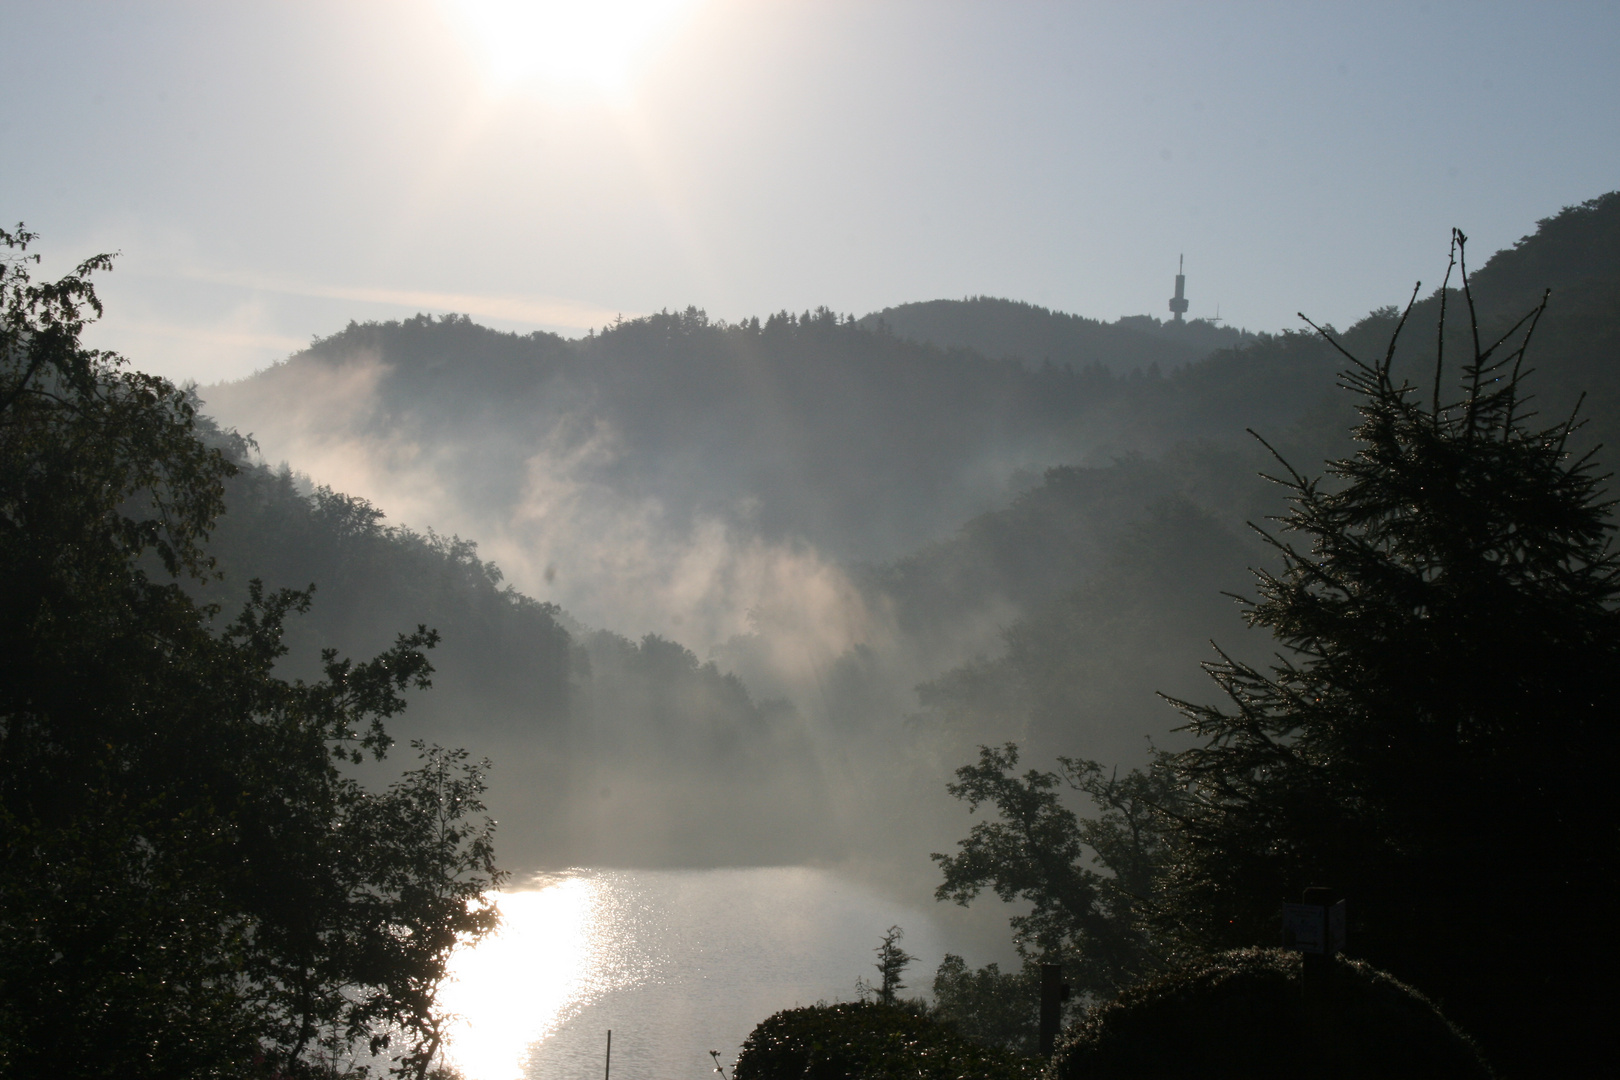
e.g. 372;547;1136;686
605;1029;612;1080
1039;963;1068;1058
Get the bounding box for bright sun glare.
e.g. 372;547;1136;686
438;879;598;1080
441;0;696;95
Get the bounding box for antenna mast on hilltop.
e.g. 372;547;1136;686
1168;254;1189;324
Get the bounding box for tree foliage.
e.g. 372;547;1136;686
931;744;1181;999
1162;231;1619;1075
1049;948;1491;1080
733;1002;1039;1080
927;954;1041;1056
0;227;502;1078
855;925;914;1006
932;229;1619;1075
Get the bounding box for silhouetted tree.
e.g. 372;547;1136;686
1164;231;1620;1076
0;227;502;1079
734;1002;1038;1080
856;925;914;1006
1049;948;1491;1080
932;744;1181;999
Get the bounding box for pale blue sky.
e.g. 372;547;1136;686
4;0;1617;383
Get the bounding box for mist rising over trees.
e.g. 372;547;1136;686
7;184;1619;1075
180;193;1620;884
189;438;836;870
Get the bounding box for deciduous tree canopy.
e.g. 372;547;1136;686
0;227;502;1079
932;744;1179;1000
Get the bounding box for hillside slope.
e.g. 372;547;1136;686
196;429;837;870
904;192;1620;770
192;191;1620;874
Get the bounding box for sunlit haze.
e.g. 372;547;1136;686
439;0;696;95
5;1;1617;384
8;3;1619;1076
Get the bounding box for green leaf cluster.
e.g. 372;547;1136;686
926;954;1041;1056
931;744;1182;1000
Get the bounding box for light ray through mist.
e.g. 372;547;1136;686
162;268;629;335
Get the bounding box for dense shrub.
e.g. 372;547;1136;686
1050;948;1491;1080
733;1002;1038;1080
928;954;1041;1055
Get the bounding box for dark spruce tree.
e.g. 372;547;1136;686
857;925;914;1007
0;227;502;1078
1163;232;1619;1077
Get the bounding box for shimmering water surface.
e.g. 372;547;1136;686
437;867;948;1080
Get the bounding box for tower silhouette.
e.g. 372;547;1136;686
1168;255;1189;324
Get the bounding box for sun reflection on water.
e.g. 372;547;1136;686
434;867;948;1080
438;874;608;1080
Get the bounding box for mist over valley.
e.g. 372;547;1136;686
193;195;1620;884
12;3;1620;1075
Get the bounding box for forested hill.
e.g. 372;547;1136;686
203;185;1620;650
194;428;837;871
895;191;1620;769
194;190;1620;874
858;296;1251;373
204;303;1328;582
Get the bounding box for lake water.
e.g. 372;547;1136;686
437;867;952;1080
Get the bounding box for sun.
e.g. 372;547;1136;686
440;0;696;96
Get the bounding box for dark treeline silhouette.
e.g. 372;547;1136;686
205;303;1319;569
859;295;1251;374
0;228;501;1078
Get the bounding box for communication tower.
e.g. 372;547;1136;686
1168;254;1189;324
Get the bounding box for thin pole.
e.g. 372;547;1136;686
605;1029;612;1080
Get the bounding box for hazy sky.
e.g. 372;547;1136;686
5;0;1617;383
